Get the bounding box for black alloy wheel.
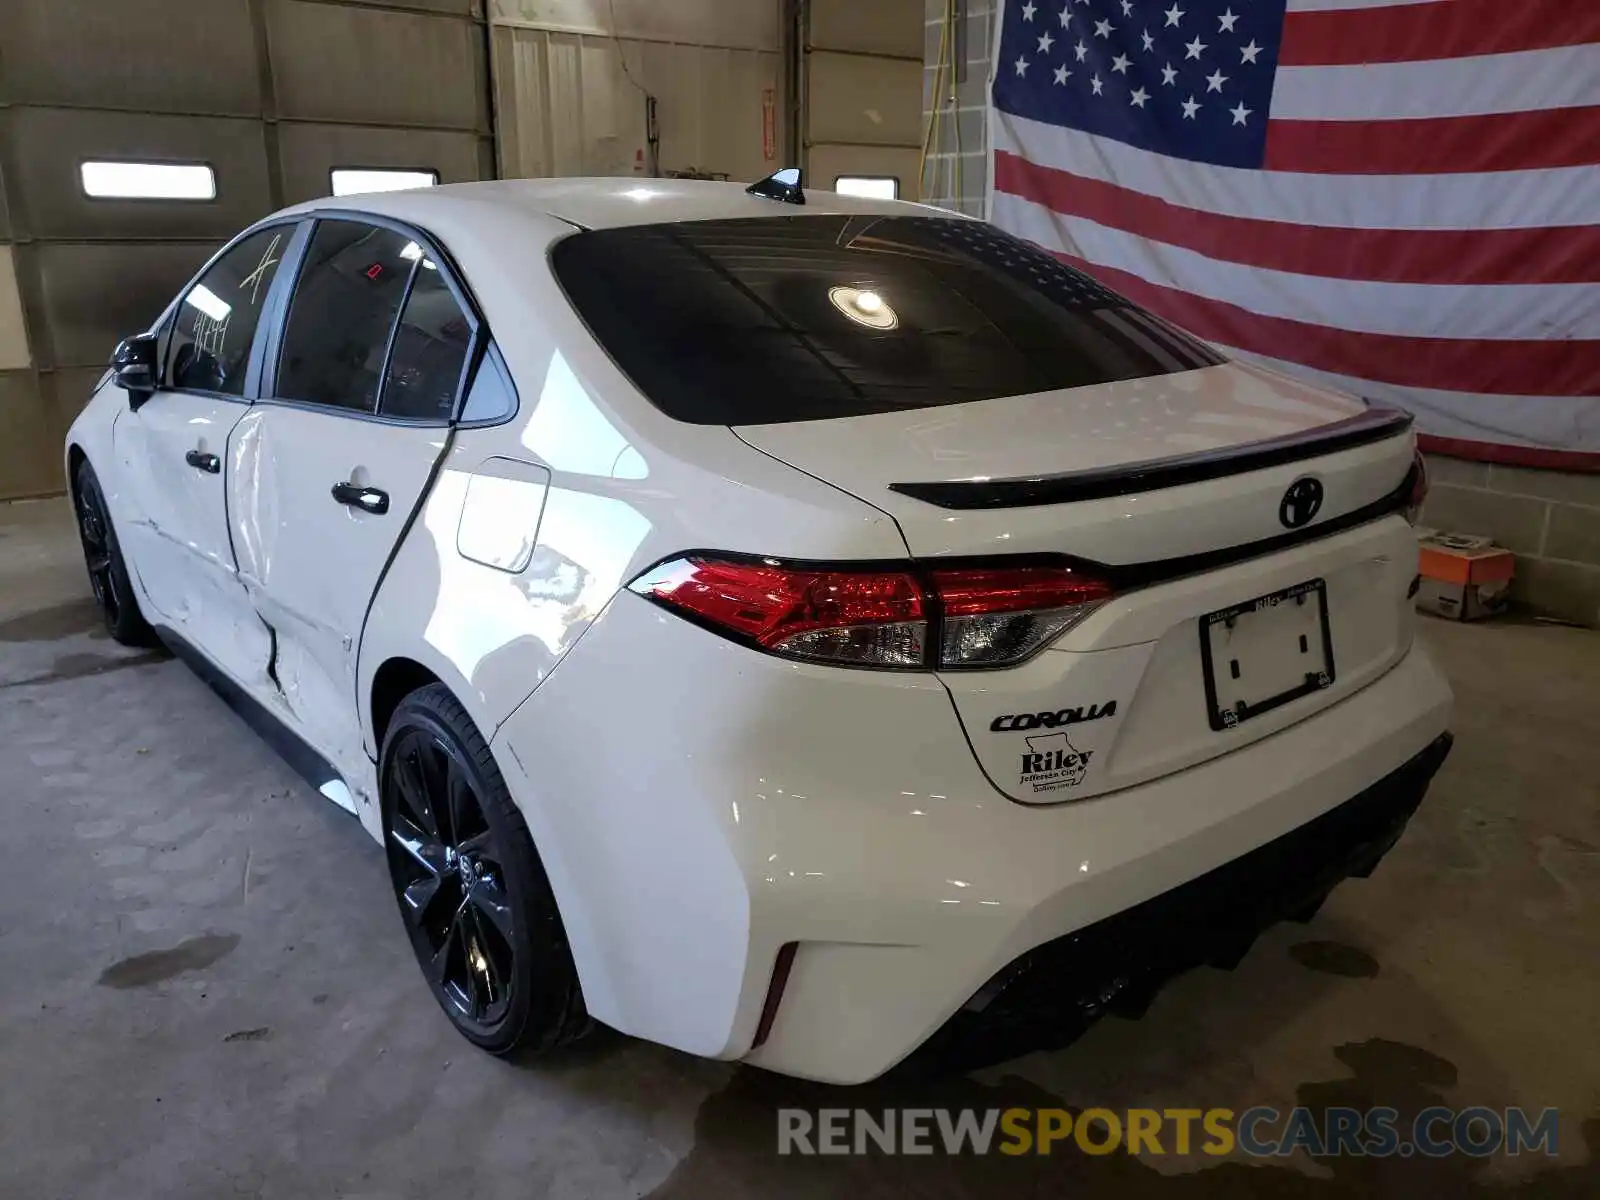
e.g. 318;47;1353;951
72;461;155;646
380;684;588;1055
386;726;518;1031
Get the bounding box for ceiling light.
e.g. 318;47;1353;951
329;168;438;196
80;161;216;200
834;175;899;200
828;286;898;330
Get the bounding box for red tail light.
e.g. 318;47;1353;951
629;557;1113;669
1403;450;1429;525
629;557;927;666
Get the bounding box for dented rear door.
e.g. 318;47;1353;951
228;217;474;780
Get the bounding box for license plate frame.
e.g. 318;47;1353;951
1199;578;1335;732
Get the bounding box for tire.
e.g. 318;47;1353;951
72;460;156;647
379;683;590;1057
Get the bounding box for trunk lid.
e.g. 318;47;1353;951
735;360;1421;804
732;358;1407;564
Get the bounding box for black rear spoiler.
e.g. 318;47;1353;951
888;407;1414;510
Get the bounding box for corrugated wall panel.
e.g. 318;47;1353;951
491;1;782;182
36;242;216;368
811;0;922;57
806;53;922;147
338;0;477;13
44;368;111;448
267;0;488;130
701;47;780;182
497;28;547;177
0;249;29;370
277;125;485;205
803;0;924;197
545;34;589;174
0;372;61;499
493;0;778;49
11;109;272;241
6;0;261;116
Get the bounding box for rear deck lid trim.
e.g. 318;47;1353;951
888;407;1414;510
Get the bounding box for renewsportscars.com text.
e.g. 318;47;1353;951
777;1106;1559;1159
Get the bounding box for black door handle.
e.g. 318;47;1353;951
184;449;221;474
331;482;390;515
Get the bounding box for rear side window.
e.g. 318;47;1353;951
551;215;1223;425
166;225;289;396
459;343;517;424
275;220;414;413
380;260;473;420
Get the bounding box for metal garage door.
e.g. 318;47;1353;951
0;0;494;501
802;0;924;200
489;0;782;182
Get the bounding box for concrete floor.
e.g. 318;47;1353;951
2;495;1597;1200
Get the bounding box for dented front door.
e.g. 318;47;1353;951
111;222;295;689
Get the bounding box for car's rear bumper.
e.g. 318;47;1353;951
910;730;1452;1075
491;591;1453;1084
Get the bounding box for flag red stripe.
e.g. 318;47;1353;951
1418;434;1600;473
1050;252;1599;398
993;151;1600;286
1265;107;1600;175
1279;0;1600;67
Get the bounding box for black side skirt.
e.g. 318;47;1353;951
153;625;350;811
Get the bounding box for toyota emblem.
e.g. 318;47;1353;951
1279;477;1324;529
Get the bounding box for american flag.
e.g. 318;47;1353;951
990;0;1600;469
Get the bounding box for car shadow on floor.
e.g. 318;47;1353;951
514;903;1594;1199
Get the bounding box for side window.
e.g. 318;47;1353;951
166;225;289;395
459;344;517;424
275;220;414;413
379;258;473;420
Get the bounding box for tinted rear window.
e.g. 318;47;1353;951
550;214;1224;425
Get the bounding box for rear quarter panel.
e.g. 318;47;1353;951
356;212;910;788
357;414;912;763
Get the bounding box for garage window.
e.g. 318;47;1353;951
329;168;439;197
80;161;216;201
834;176;899;200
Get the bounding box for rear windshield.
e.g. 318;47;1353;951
549;214;1224;425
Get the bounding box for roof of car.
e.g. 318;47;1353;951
281;176;964;232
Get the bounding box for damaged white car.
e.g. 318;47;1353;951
65;174;1452;1083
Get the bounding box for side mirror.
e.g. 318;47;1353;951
111;334;159;409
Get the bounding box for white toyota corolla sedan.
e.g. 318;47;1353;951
65;173;1453;1083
